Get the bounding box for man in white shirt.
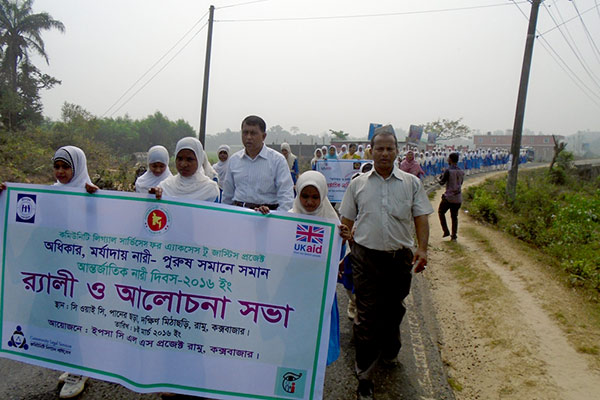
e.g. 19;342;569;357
222;115;294;212
339;124;433;400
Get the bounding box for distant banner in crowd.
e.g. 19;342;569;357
427;132;437;144
408;124;423;142
0;184;341;400
315;160;370;203
367;123;383;140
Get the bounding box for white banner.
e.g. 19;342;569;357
315;160;370;203
0;183;341;400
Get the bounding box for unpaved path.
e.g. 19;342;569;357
426;171;600;399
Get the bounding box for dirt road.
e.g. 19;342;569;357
427;171;600;399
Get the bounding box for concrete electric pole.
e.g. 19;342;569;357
506;0;542;202
198;5;215;147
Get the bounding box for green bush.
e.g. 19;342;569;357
464;168;600;293
467;187;499;224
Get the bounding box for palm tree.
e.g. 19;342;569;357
0;0;64;128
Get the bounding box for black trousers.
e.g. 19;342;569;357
438;196;461;239
349;242;413;379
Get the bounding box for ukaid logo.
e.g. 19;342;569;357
293;224;324;257
16;194;36;223
274;367;306;398
144;207;170;234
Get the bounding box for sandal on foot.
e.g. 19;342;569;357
59;374;88;398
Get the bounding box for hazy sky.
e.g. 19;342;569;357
32;0;600;145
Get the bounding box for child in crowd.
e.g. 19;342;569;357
150;137;219;202
280;142;299;184
135;145;172;193
311;148;323;170
0;146;98;398
291;171;349;365
212;144;230;187
326;145;338;159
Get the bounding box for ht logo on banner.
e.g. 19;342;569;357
293;224;324;257
16;193;36;223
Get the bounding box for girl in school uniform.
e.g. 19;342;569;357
150;137;219;202
1;146;100;398
291;171;350;365
135;145;172;193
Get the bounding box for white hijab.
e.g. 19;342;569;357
158;137;219;201
212;144;230;185
281;142;297;170
290;171;339;221
52;146;92;188
135;145;173;193
310;148;322;168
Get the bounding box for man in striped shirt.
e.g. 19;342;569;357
222;115;294;213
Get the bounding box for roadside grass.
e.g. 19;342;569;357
463;167;600;296
461;221;600;369
441;239;548;385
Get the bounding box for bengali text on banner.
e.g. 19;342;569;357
0;183;341;400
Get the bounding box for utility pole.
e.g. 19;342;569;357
198;5;215;147
506;0;542;201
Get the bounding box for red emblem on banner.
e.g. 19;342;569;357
146;209;168;233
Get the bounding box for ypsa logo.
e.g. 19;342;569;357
144;207;170;234
293;224;324;256
274;367;306;398
16;194;36;223
7;326;28;350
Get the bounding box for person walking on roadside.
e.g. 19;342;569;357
222;115;294;213
339;124;433;400
438;152;464;241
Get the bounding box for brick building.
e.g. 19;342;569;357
473;135;563;162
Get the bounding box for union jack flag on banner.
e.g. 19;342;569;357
296;224;324;245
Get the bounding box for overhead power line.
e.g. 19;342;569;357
215;0;270;10
101;11;209;118
511;1;600;108
542;2;600;90
571;0;600;63
108;21;209;118
215;1;529;23
538;1;600;36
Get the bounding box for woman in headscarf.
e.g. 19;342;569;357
321;145;328;159
338;144;348;158
357;144;365;158
326;145;338;160
280;142;299;184
310;148;323;170
150;137;219;202
400;149;425;179
290;171;350;366
135;145;172;193
212;144;230;187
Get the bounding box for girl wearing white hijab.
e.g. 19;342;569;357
290;171;350;366
135;145;172;193
310;148;323;170
212;144;230;187
52;146;98;193
291;171;338;220
280;142;298;184
50;145;98;397
151;137;219;202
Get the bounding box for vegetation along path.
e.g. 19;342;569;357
427;170;600;400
